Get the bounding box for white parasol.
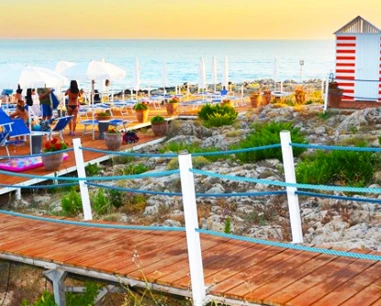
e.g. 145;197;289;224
198;57;206;93
212;56;217;93
222;56;229;91
162;59;168;95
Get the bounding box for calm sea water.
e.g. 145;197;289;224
0;39;335;90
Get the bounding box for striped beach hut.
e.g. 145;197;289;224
334;16;381;104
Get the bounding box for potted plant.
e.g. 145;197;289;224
104;126;122;151
262;90;272;106
41;138;68;171
96;110;112;121
328;81;343;108
249;92;261;108
221;99;234;108
294;87;306;104
165;96;180;115
150;115;168;137
133;101;149;123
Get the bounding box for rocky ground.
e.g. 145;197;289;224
3;102;381;304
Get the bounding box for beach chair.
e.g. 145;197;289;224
0;119;31;157
50;116;73;141
34;116;73;141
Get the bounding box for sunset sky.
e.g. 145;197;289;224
1;0;380;39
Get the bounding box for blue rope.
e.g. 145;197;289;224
86;182;286;198
191;144;282;157
0;183;78;189
0;210;185;232
0;148;73;160
0;169;179;181
190;168;381;194
80;146;177;158
296;191;381;204
291;143;381;152
196;229;381;261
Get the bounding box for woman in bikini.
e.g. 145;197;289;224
65;80;81;136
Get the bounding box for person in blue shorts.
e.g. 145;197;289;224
37;87;54;120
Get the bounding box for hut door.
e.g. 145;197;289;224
355;35;380;101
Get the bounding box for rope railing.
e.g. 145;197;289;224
296;191;381;204
86;182;286;198
0;209;185;232
80;146;178;158
0;169;179;181
190;168;381;194
291;143;381;152
0;148;74;160
196;229;381;261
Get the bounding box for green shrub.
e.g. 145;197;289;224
91;188;112;215
159;142;228;162
235;121;307;163
224;217;231;234
296;149;374;186
85;163;101;176
107;188;123;208
122;163;149;175
61;188;82;217
198;104;238;127
166;156;211;170
22;282;99;306
121;193;147;214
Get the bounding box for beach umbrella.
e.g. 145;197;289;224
134;58;140;93
162;59;168;95
273;56;278;91
212;56;217;92
55;61;75;74
222;56;229;91
61;60;126;81
198;57;206;93
0;64;68;89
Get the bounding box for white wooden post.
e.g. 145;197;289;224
280;131;303;243
178;153;206;306
323;75;329;113
72;138;92;221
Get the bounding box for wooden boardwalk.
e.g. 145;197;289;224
0;212;381;305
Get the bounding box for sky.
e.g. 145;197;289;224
1;0;380;39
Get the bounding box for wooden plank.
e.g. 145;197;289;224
335;275;381;306
153;238;245;285
220;248;309;299
311;255;381;306
286;250;373;306
257;249;357;305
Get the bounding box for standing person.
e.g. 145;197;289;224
37;87;53;120
13;85;23;103
65;80;81;136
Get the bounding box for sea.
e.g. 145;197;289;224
0;39;335;91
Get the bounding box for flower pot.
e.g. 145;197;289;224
151;121;168;137
166;103;179;115
104;133;123;151
262;92;272;106
135;109;149;123
250;96;261;108
221;101;234;108
328;90;343;108
295;94;306;104
41;152;64;171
